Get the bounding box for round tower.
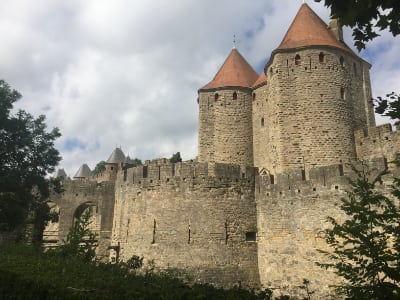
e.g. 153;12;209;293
198;48;258;166
258;3;375;174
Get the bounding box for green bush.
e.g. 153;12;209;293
0;243;270;300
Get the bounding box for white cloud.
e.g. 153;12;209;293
2;0;399;176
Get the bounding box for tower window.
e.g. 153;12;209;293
252;93;256;101
295;54;301;65
261;117;265;127
319;52;325;63
340;56;344;66
340;87;346;99
353;62;357;75
270;67;273;76
215;93;219;101
233;92;237;100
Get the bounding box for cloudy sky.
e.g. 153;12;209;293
2;0;399;177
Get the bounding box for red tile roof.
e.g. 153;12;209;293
277;3;354;55
253;72;267;88
200;48;259;91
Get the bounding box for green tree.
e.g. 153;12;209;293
374;92;400;126
0;80;61;239
315;0;400;50
318;166;400;299
48;208;97;263
131;158;142;167
169;152;182;163
92;161;106;175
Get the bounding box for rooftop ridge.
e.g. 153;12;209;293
199;48;259;91
276;3;354;55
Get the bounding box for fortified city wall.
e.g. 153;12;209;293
255;158;389;298
110;159;260;288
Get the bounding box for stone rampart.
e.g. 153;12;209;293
255;159;389;298
355;124;400;171
111;160;260;288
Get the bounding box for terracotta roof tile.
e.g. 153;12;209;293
253;72;267;88
277;3;354;54
200;49;259;91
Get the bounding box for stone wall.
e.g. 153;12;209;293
111;160;260;288
198;88;253;166
355;123;400;171
45;180;115;260
255;161;388;298
256;47;373;174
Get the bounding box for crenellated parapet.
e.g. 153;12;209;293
355;123;400;170
116;159;257;188
256;157;389;198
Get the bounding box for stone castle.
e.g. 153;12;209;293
45;4;400;298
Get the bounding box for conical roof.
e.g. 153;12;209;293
73;164;92;178
200;48;259;91
124;155;134;165
55;168;67;179
106;147;126;164
253;72;267;88
276;3;354;55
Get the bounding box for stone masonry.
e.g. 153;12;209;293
44;3;400;298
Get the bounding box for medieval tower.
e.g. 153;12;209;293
45;3;400;298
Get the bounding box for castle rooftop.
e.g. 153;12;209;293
73;164;92;178
276;3;353;54
199;48;259;91
252;72;267;88
106;147;126;164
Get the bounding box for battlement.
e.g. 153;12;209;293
116;159;257;187
257;158;389;196
355;123;400;170
354;123;394;141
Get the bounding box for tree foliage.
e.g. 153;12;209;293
0;80;61;236
92;161;106;175
169;152;182;163
318;166;400;299
374;92;400;126
48;208;97;263
315;0;400;50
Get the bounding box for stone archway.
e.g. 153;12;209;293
72;201;101;241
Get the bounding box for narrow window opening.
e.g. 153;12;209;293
215;93;219;101
353;62;357;75
340;87;346;100
295;54;301;65
233;92;237;100
270;67;273;76
158;166;161;180
340;56;344;66
335;185;339;190
270;175;275;184
245;232;257;242
319;52;325;63
152;219;156;244
225;220;228;244
261;117;265;127
188;222;191;244
252;93;256;101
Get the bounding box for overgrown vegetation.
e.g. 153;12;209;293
47;209;97;263
0;243;276;300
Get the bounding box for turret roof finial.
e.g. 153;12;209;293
233;34;236;49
